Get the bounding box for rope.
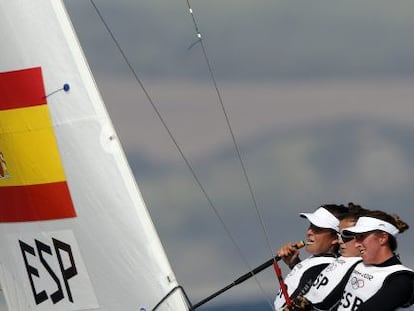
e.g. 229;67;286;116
88;1;247;266
89;1;276;308
185;0;277;308
185;0;274;258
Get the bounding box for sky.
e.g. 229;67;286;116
64;1;414;309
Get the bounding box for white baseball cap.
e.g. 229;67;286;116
300;207;339;232
342;216;399;237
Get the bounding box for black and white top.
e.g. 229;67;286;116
336;256;414;311
304;256;362;310
274;254;337;310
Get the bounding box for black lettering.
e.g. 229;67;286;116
36;239;64;303
313;274;322;286
316;276;328;289
340;291;353;308
351;297;363;311
19;240;48;305
53;238;77;302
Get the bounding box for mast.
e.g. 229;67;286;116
0;1;188;310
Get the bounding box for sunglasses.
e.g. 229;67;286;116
337;233;355;243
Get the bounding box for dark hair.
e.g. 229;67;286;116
321;202;369;222
342;202;370;222
320;204;349;220
365;210;409;251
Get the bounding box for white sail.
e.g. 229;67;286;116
0;1;189;310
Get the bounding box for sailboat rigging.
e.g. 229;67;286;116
87;0;282;308
88;0;281;306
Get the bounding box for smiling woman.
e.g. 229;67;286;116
336;211;414;310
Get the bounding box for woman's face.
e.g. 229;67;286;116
305;224;338;255
354;231;385;264
338;218;360;257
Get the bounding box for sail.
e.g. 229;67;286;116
0;1;189;310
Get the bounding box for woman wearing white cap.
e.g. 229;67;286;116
274;204;348;310
335;210;414;310
282;203;369;311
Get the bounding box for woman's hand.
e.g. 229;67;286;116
277;242;301;269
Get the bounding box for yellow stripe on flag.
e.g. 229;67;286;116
0;105;66;186
0;67;76;222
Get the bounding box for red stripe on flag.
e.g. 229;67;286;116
0;182;76;222
0;67;46;110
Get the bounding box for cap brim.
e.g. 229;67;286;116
299;207;339;231
342;217;399;237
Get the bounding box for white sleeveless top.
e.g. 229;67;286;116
304;256;362;306
274;256;335;310
337;262;414;310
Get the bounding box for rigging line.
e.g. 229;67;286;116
185;2;276;308
185;1;275;258
88;0;255;290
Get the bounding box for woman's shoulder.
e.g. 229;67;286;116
386;270;414;283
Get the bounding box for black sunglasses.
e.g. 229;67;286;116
338;233;355;243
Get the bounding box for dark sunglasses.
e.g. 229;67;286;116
338;233;355;243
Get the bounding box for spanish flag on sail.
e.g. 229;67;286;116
0;67;76;222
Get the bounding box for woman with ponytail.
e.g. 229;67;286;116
335;210;414;310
